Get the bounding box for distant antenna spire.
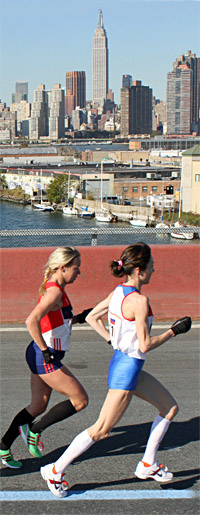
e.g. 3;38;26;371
98;9;103;27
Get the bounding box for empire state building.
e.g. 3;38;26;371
92;10;108;106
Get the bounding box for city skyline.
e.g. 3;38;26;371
1;0;199;106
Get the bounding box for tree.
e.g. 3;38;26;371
0;173;8;189
47;175;69;204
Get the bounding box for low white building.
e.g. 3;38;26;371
181;144;200;214
146;194;177;209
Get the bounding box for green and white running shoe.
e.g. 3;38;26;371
19;424;44;458
0;448;22;469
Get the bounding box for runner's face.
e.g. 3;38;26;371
142;255;154;284
63;257;81;284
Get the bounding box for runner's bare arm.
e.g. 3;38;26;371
135;295;173;353
86;292;114;342
25;287;63;350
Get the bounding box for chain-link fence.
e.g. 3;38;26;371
1;226;199;248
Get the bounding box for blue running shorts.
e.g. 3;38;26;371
108;349;145;391
26;340;65;375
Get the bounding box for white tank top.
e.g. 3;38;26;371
108;284;153;359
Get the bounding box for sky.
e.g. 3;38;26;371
1;0;199;107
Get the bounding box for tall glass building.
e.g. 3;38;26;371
167;51;200;135
122;75;132;88
92;10;108;106
121;81;152;136
65;71;86;117
30;84;65;141
167;65;193;135
12;81;28;103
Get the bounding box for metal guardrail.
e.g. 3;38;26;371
0;226;199;247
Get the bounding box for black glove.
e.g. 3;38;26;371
42;348;55;364
171;316;192;336
77;308;93;324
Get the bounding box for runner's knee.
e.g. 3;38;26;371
88;420;112;442
73;394;89;412
94;430;110;441
170;403;179;418
161;402;179;420
27;399;48;417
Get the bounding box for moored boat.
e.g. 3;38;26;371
33;202;54;212
63;205;77;216
170;230;195;240
95;161;114;223
170;219;195;240
77;206;95;219
155;222;169;229
95;208;113;223
130;219;147;227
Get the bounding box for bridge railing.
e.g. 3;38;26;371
1;226;199;248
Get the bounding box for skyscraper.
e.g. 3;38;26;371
48;84;65;140
166;51;200;135
65;71;86;117
12;81;28;103
172;51;199;133
29;85;47;141
121;81;152;136
167;64;193;135
30;84;65;141
92;10;108;106
122;75;132;88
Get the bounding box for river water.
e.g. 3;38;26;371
1;201;199;248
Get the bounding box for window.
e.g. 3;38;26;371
133;186;138;192
195;174;200;182
166;185;174;194
152;186;157;192
123;187;128;192
142;186;148;192
175;81;181;94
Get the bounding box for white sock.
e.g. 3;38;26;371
54;429;94;474
142;415;171;466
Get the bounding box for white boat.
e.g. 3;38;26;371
77;172;95;219
33;202;54;212
63;205;77;216
156;222;169;229
95;209;113;223
95;162;113;223
77;206;95;219
33;169;54;211
170;230;195;240
130;219;147;227
63;173;77;215
170;218;195;239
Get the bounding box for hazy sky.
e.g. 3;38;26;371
1;0;199;106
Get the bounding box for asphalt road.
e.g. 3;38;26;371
0;324;199;515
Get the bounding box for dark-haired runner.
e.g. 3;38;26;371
40;242;191;497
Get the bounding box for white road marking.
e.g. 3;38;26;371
0;325;200;332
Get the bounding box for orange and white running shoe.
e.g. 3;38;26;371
40;463;69;498
134;461;173;483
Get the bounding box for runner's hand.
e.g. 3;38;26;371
171;317;192;336
77;308;93;324
42;348;55;364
